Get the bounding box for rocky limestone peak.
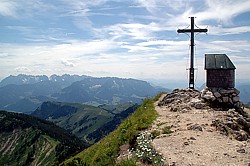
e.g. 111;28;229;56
159;88;249;141
150;88;250;165
159;88;205;112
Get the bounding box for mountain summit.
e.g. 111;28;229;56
150;89;250;165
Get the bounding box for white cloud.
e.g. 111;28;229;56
0;38;125;75
0;52;11;58
15;66;31;73
0;0;250;85
202;0;250;23
0;0;55;19
101;21;170;42
138;40;185;47
135;0;188;14
0;1;18;17
163;0;250;27
61;59;75;67
209;26;250;35
199;40;250;53
106;23;155;40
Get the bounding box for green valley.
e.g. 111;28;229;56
63;94;162;165
32;101;138;144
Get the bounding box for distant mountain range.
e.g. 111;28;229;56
0;110;88;166
0;74;89;88
32;101;138;144
237;84;250;105
0;74;167;113
0;73;167;165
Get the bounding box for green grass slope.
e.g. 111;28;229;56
0;128;58;166
63;94;162;166
0;110;89;166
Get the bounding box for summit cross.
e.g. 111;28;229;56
177;17;208;89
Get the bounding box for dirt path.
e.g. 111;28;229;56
150;93;250;166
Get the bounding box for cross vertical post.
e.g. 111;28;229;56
177;17;207;89
190;17;195;89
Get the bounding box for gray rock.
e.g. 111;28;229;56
229;98;233;104
227;89;236;94
202;91;216;101
213;92;221;98
194;102;205;109
187;124;203;131
236;148;246;153
170;107;178;112
189;137;196;140
233;88;240;95
190;98;205;109
211;120;229;136
222;96;229;103
234;131;248;141
226;121;240;131
233;96;240;102
217;98;223;103
236;117;250;130
219;89;229;94
234;102;241;108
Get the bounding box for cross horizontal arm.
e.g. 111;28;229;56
177;29;208;33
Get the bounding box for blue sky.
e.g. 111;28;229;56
0;0;250;88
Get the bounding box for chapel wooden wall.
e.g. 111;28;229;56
206;69;235;88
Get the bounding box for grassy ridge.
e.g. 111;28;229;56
64;95;161;166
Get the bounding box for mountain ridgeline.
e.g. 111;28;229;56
0;110;89;166
32;101;138;144
52;77;159;104
0;74;165;113
0;74;164;165
0;74;89;87
237;84;250;105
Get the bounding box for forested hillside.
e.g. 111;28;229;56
0;110;89;166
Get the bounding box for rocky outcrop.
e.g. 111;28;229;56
151;89;250;165
201;87;247;118
159;89;206;112
159;88;250;141
201;87;241;109
211;109;250;141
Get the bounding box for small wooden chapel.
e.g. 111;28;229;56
205;54;236;89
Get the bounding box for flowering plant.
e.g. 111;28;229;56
135;131;165;165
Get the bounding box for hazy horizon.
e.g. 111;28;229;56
1;73;249;90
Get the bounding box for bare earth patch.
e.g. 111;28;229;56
149;92;250;166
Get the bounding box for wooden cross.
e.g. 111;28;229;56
177;17;207;89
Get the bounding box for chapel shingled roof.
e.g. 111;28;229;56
205;54;236;70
